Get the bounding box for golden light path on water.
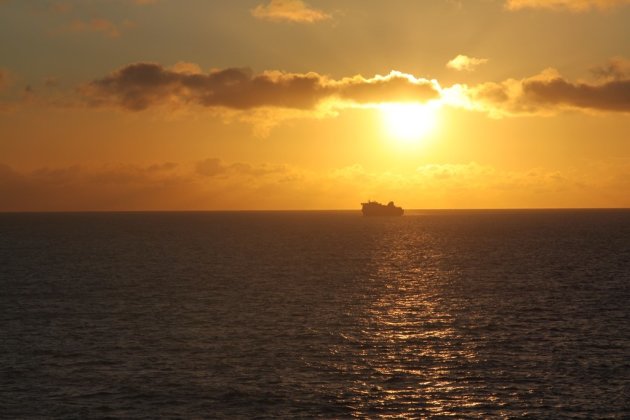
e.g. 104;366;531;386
322;220;490;417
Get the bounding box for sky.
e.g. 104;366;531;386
0;0;629;210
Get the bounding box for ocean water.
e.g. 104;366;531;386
1;210;629;418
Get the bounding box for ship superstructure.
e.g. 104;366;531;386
361;201;404;216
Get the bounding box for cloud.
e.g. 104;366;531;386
505;0;630;11
196;158;226;177
446;54;489;72
329;161;630;209
251;0;331;23
0;162;187;211
462;67;630;115
2;158;630;210
170;61;203;75
20;59;630;130
196;158;288;178
81;63;441;111
56;18;134;38
334;72;441;104
591;57;630;81
85;61;630;119
521;76;630;112
0;159;306;211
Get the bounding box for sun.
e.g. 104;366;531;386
381;102;439;144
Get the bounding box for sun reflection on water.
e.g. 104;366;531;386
334;221;486;416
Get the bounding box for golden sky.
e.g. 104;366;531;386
1;0;629;210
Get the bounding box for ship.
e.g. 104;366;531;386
361;201;404;217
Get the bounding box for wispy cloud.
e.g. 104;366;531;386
591;57;630;80
446;54;489;72
505;0;630;11
251;0;331;23
196;158;288;179
55;18;135;38
0;159;306;211
2;158;629;210
0;162;186;211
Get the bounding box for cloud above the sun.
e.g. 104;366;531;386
251;0;331;23
79;59;630;123
80;62;441;112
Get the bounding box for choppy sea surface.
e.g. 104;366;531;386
1;210;629;418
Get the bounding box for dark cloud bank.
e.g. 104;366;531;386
521;77;630;112
82;62;630;116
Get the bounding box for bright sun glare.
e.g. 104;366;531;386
381;102;439;144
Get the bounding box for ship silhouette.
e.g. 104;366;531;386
361;201;404;217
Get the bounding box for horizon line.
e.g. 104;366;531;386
1;207;630;214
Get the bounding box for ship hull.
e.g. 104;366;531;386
361;202;404;217
362;209;404;217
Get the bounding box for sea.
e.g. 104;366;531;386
1;210;629;418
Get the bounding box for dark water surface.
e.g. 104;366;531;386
1;210;629;418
